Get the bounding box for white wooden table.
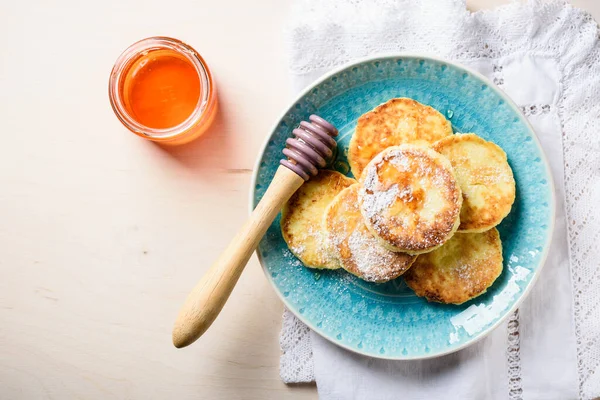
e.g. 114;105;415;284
1;1;598;398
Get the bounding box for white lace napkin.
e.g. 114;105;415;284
279;1;600;399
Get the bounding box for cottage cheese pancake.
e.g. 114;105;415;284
404;229;504;304
433;134;516;232
349;98;452;178
281;170;356;269
359;145;462;254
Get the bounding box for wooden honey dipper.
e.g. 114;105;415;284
172;115;338;348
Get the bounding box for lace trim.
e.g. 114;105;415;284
492;63;504;87
521;104;552;117
551;8;600;398
507;310;523;400
279;308;314;383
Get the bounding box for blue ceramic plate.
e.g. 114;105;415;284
250;55;555;359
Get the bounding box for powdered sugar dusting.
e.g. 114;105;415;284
361;184;400;219
327;185;414;283
360;156;401;220
290;243;306;256
346;229;401;282
282;248;303;268
293;223;337;264
389;151;411;170
455;263;484;293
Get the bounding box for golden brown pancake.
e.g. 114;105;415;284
404;229;504;304
349;98;452;179
433;134;516;232
281;170;356;269
325;184;416;282
358;145;462;254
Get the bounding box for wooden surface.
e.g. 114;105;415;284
1;0;598;399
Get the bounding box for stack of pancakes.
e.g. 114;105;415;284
281;98;515;304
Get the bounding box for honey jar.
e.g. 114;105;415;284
109;37;217;145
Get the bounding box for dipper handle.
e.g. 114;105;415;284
172;115;338;348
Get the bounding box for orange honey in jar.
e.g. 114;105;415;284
109;37;217;145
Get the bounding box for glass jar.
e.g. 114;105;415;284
109;37;217;145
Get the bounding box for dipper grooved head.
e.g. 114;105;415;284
280;115;338;180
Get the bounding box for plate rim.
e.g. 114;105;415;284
248;53;556;360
